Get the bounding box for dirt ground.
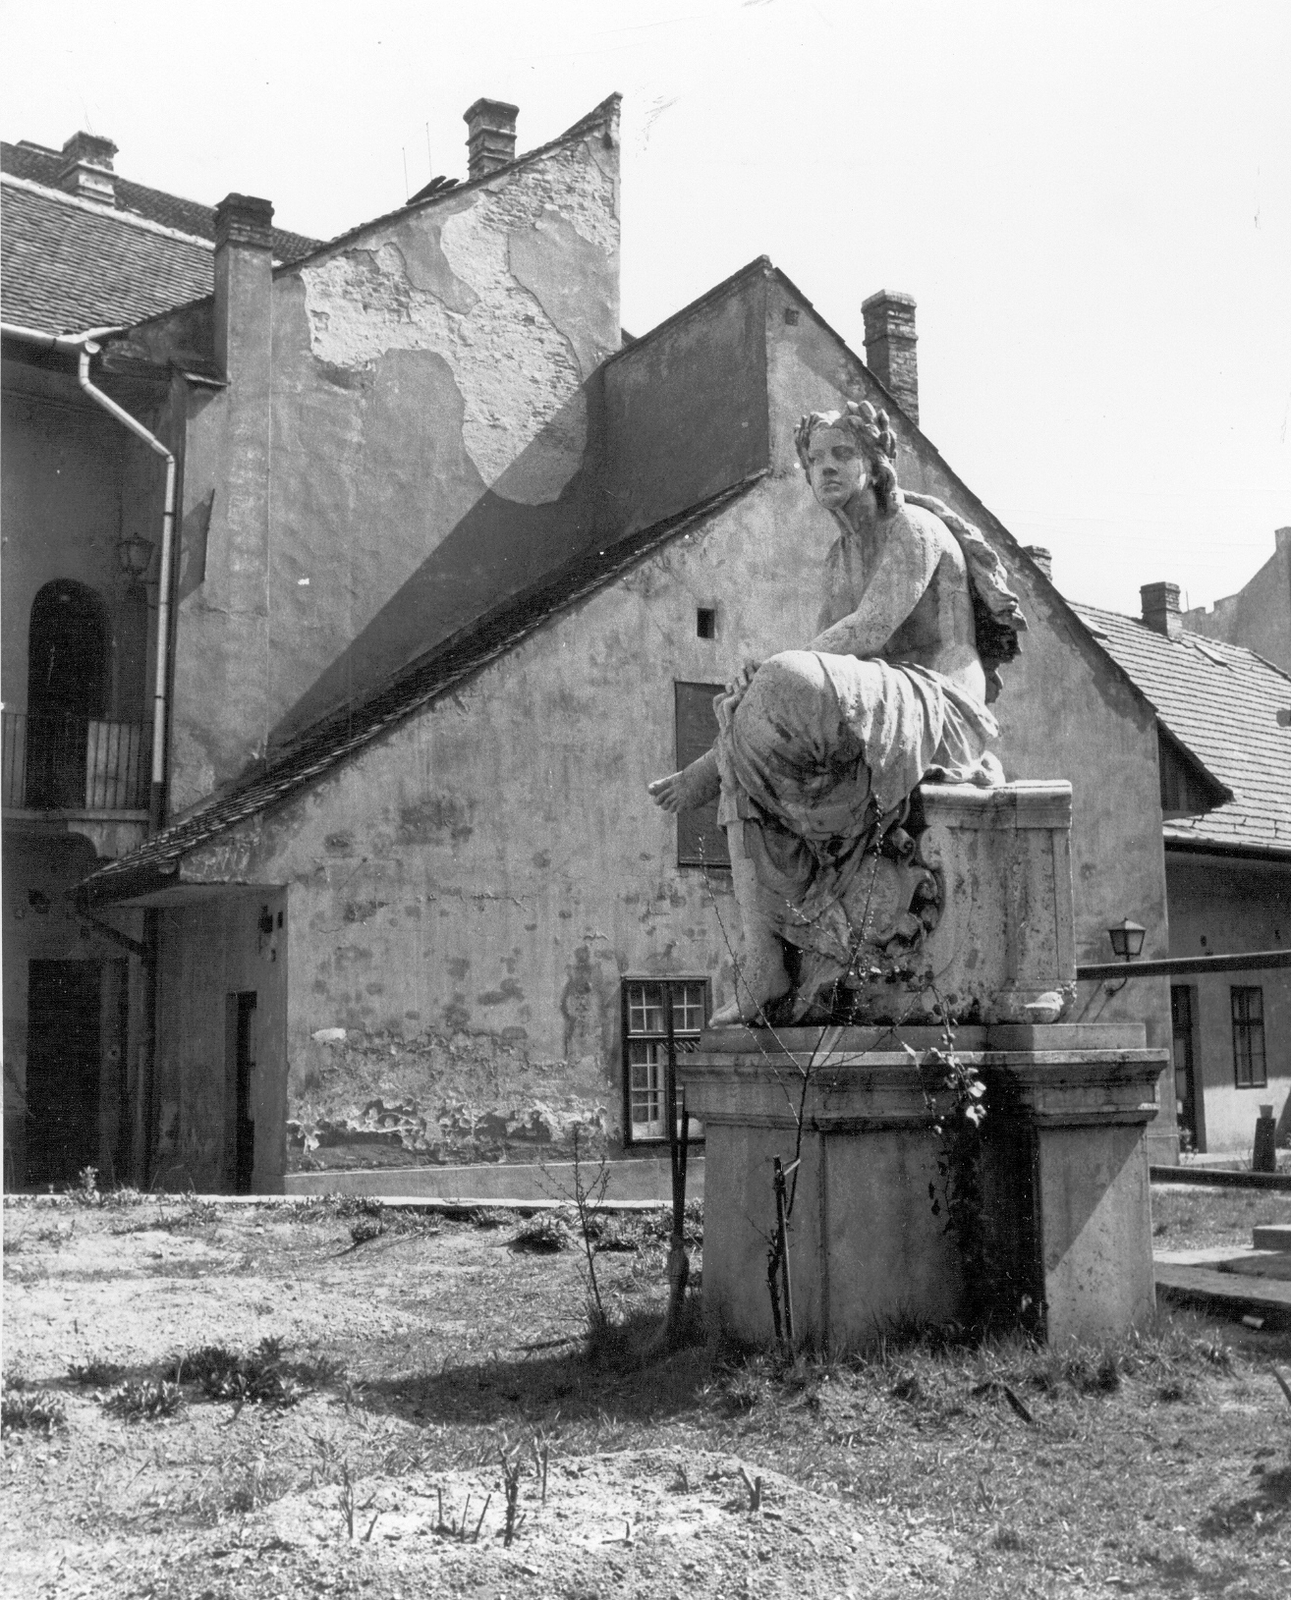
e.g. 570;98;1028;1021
4;1191;1291;1599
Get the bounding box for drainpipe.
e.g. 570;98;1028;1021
2;323;177;830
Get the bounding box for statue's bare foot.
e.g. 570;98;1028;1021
711;935;791;1026
647;748;721;814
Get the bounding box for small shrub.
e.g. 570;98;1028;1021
513;1214;571;1254
350;1217;386;1246
68;1357;126;1387
991;1525;1027;1552
333;1196;385;1220
70;1165;100;1206
2;1388;66;1436
105;1379;185;1422
163;1345;241;1386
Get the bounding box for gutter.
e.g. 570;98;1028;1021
3;322;176;830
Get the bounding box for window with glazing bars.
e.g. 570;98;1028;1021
1232;987;1266;1088
622;978;708;1143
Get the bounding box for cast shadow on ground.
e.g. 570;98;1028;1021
356;1314;715;1433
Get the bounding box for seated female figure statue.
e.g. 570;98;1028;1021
649;401;1026;1024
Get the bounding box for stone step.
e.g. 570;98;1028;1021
1253;1224;1291;1251
1155;1259;1291;1326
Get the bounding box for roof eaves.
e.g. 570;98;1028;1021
274;93;622;279
81;463;766;898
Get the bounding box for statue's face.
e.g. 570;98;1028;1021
805;426;867;511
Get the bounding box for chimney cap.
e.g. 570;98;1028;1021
463;99;520;180
58;131;118;205
463;97;519;126
214;193;275;250
861;288;917;312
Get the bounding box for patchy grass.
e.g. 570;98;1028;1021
3;1186;1291;1597
1150;1184;1291;1249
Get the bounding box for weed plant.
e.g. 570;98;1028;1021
2;1387;67;1436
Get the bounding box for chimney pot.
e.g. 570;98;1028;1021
214;193;275;252
861;289;919;424
1023;545;1053;581
463;98;519;180
58;130;118;205
1141;581;1183;639
1276;526;1291;553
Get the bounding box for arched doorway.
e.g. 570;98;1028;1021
25;580;110;807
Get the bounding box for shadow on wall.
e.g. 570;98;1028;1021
268;372;615;751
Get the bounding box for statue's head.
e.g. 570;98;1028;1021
794;401;900;516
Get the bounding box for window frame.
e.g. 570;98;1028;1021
1231;985;1267;1089
621;976;710;1147
673;680;730;870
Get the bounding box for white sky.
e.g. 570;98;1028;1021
3;0;1288;615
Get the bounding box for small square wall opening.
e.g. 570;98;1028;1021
696;607;716;640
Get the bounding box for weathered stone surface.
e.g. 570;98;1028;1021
682;1023;1166;1348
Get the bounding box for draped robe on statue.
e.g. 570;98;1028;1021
709;491;1022;986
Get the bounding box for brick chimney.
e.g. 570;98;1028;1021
1141;582;1183;639
58;131;117;205
213;194;274;380
463;99;519;179
862;290;919;424
1023;545;1053;581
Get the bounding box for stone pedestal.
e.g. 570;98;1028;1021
681;1023;1167;1348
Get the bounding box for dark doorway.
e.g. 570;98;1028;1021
1171;984;1201;1152
226;992;257;1193
26;960;102;1188
25;580;110;808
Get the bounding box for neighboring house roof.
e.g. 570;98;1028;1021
1;143;321;335
1071;602;1291;858
81;471;767;902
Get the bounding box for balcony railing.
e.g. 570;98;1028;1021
2;711;150;812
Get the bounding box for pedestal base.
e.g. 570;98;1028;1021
681;1024;1167;1348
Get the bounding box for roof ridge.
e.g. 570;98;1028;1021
275;93;621;278
1;171;215;251
83;465;766;894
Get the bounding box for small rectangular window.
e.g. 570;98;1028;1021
1232;986;1266;1089
696;607;716;640
623;978;708;1145
674;681;730;869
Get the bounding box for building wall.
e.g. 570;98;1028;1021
1;828;148;1187
0;360;161;721
1;357;165;1190
165;109;621;813
152;887;288;1192
1183;529;1291;675
1165;851;1291;1152
173;430;1180;1175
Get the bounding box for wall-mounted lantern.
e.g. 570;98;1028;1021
1108;919;1146;961
116;532;155;582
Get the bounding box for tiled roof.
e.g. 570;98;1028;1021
1;141;320;261
2;178;215;332
1;146;322;336
82;471;767;900
1071;602;1291;857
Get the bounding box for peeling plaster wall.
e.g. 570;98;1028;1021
153;888;287;1192
1165;854;1291;1152
166;112;620;813
175;481;857;1172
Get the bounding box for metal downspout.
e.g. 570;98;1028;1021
1;322;177;830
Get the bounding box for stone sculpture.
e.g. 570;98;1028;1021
649;402;1027;1023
